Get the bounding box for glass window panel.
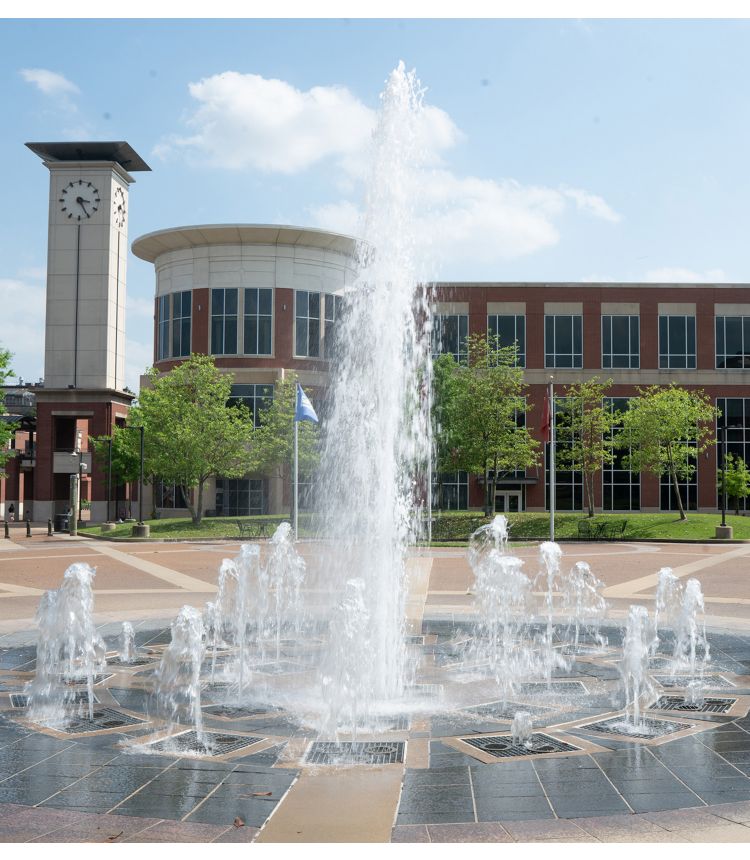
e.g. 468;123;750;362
309;292;320;318
669;316;686;354
573;316;582;353
224;289;237;315
726;317;743;357
296;318;307;356
258;318;272;354
212;290;224;314
245;288;258;315
296;291;308;317
602;316;611;354
211;318;223;354
308;319;320;357
245;318;258;354
224;318;237;354
259;288;272;316
612;315;629;352
556;316;573;353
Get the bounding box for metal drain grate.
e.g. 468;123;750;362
406;684;444;700
12;690;100;709
650;696;736;714
516;681;588;695
62;673;113;686
406;636;425;646
254;661;305;675
147;730;263;757
203;704;281;719
462;733;580;758
305;741;405;765
578;716;691;740
107;657;153;667
653;674;735;690
60;707;147;734
463;701;554;721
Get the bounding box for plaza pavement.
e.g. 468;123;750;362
0;529;749;842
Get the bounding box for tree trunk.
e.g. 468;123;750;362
586;471;595;518
490;453;498;518
192;479;205;526
484;461;491;517
667;445;687;521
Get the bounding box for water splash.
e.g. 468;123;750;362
153;605;205;737
265;521;307;660
26;562;106;725
535;542;571;681
119;622;136;663
619;605;657;729
315;61;432;728
563;561;608;652
672;578;709;676
511;711;534;747
654;567;681;652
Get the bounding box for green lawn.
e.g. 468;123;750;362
428;510;750;543
80;510;750;543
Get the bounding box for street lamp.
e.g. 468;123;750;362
115;424;148;538
716;419;741;540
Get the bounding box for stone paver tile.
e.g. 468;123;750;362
210;825;260;842
708;800;750;823
685;824;750;842
574;813;668;838
502;818;592;841
643;808;738;831
122;820;230;842
28;812;161;843
0;804;88;840
426;822;513;842
391;825;430;843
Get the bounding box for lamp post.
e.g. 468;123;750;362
716;420;738;540
121;424;149;538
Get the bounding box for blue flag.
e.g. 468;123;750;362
294;383;319;423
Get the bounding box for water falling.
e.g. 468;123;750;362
654;567;681;652
511;711;534;748
535;542;571;680
619;605;657;729
119;622;136;663
26;562;106;725
153;605;205;738
562;561;608;652
265;521;307;660
672;578;710;676
316;61;432;729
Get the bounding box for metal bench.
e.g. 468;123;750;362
235;520;269;539
603;520;628;540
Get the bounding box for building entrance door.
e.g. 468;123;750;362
495;491;522;513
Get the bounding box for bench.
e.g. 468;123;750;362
577;519;604;539
603;519;628;540
235;520;269;539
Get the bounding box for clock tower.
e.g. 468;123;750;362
26;141;150;522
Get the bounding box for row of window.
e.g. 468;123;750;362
434;397;750;513
157;289;343;361
432;312;750;370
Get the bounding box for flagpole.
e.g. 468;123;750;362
294;416;299;541
549;377;555;542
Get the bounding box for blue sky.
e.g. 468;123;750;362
2;18;750;389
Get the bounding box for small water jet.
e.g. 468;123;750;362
654;567;681;652
618;605;657;730
562;561;608;652
152;605;205;739
535;542;572;681
119;622;136;663
672;578;710;676
511;711;534;747
25;562;106;725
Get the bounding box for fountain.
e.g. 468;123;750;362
535;542;572;681
654;567;681;652
618;605;657;729
672;578;710;676
119;621;136;663
152;605;206;739
562;561;608;652
25;562;106;725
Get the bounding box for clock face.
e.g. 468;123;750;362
59;179;100;221
113;186;127;229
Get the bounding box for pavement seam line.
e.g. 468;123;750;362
0;742;77;784
30;749;132;806
180;764;237;822
590;754;635;814
644;746;708;805
466;764;479;823
693;726;750;779
103;757;181;814
530;758;557;819
88;543;217;593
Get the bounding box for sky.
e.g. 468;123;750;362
2;17;750;390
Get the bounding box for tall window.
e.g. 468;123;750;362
546;397;583;510
659;315;696;368
324;294;344;359
717;398;750;511
295;291;320;358
487;314;525;366
157;295;170;360
602;315;639;369
155;481;187;509
171;291;192;358
660;444;698;511
215;478;267;516
228;383;274;428
716;316;750;369
545;315;582;368
211;288;238;355
244;288;273;356
432;314;468;362
602;397;640;511
432;471;469;510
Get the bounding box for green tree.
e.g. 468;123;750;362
90;419;146;518
0;347;17;478
614;384;718;521
440;333;539;516
555;377;618;518
431;353;463;506
718;453;750;516
249;373;320;519
136;355;254;525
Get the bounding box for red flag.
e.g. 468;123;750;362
541;389;551;443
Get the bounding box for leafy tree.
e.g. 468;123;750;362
438;333;539;516
614;384;718;521
249;373;320;519
90;419;147;518
718;453;750;515
431;353;463;505
0;347;17;478
555;377;618;518
136;355;254;525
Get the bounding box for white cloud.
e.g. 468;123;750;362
312;171;619;269
645;267;728;282
19;68;79;98
561;186;621;223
